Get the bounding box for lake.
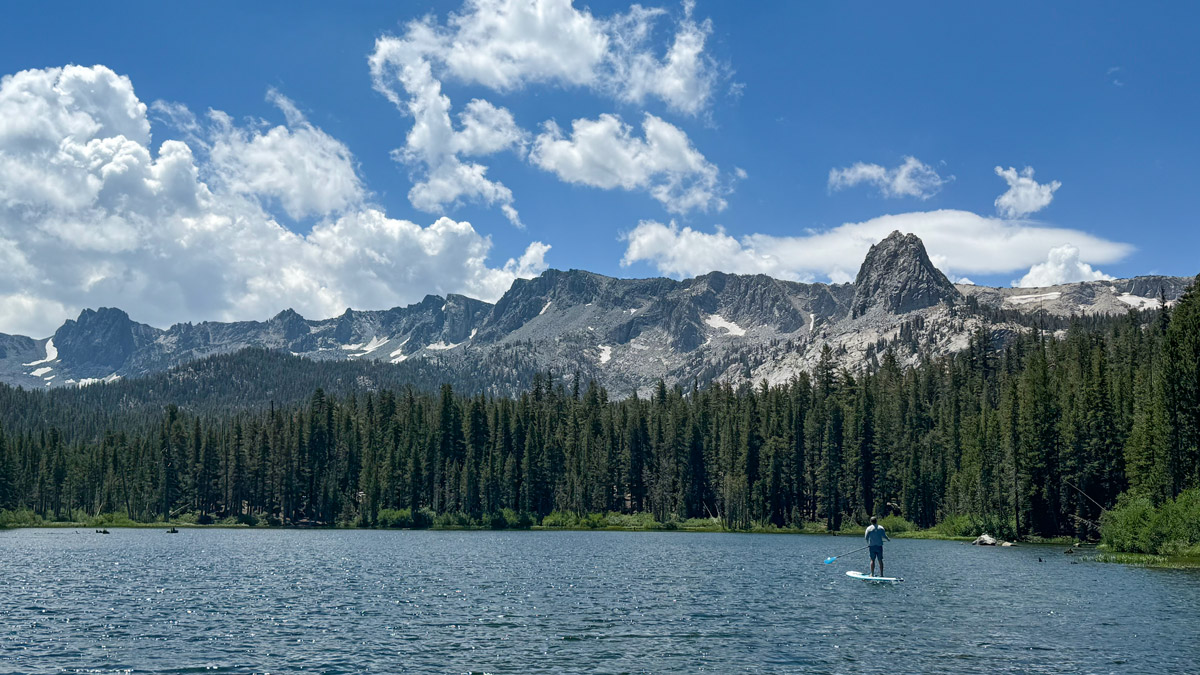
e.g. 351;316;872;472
1;528;1197;673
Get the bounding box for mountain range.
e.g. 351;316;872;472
0;231;1192;396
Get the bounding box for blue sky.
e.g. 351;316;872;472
0;1;1197;336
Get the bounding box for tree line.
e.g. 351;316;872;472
1;278;1196;538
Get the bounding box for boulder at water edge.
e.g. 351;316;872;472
972;533;998;546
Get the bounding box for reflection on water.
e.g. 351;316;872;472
1;528;1197;673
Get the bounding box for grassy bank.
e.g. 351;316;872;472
0;508;1113;553
0;508;1012;542
0;509;269;529
1089;549;1200;570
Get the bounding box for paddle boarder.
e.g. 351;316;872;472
865;516;890;577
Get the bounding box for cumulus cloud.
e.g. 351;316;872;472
0;65;549;338
1014;244;1113;288
531;113;724;213
440;0;609;91
828;156;950;199
369;34;528;227
621;210;1131;283
621;222;775;278
368;0;728;224
603;0;719;115
435;0;722;114
994;165;1060;218
203;89;365;220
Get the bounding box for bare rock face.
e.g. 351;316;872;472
851;231;962;318
52;307;157;378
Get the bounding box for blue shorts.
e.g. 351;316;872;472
869;545;883;562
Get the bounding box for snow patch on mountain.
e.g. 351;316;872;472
355;336;388;355
1006;292;1062;305
389;338;411;358
599;345;612;364
1116;293;1160;309
705;314;746;336
23;338;57;366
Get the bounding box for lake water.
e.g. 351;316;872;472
1;528;1197;673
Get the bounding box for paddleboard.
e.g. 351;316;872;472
846;570;903;583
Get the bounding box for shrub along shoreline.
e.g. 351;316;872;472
0;509;1056;544
1092;489;1200;568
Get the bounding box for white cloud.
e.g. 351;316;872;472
369;35;527;227
531;113;724;213
1014;244;1113;288
604;0;719;115
441;0;610;91
994;165;1060;218
0;65;549;338
437;0;722;114
367;0;728;224
203;89;365;220
621;209;1131;283
828;156;950;199
621;222;778;279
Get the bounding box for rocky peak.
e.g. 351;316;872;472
53;307;154;375
267;308;310;342
851;231;961;318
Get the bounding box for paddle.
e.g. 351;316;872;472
823;544;869;565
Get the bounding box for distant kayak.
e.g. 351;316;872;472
846;570;902;583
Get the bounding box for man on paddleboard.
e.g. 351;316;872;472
865;516;890;577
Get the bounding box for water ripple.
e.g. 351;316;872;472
1;529;1198;673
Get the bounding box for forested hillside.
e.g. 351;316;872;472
1;277;1196;538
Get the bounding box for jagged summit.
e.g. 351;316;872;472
851;231;961;318
52;307;156;376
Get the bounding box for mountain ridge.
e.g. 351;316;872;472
1;232;1193;395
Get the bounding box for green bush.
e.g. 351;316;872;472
933;513;1015;540
588;512;609;528
414;508;435;529
934;514;975;537
502;508;533;529
1100;494;1154;553
376;508;413;528
433;511;474;529
604;511;658;529
540;511;657;529
0;509;43;527
1102;489;1200;555
875;515;915;533
540;511;579;528
87;513;141;528
678;517;720;530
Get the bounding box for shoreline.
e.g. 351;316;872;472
12;518;1196;567
0;516;1067;544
